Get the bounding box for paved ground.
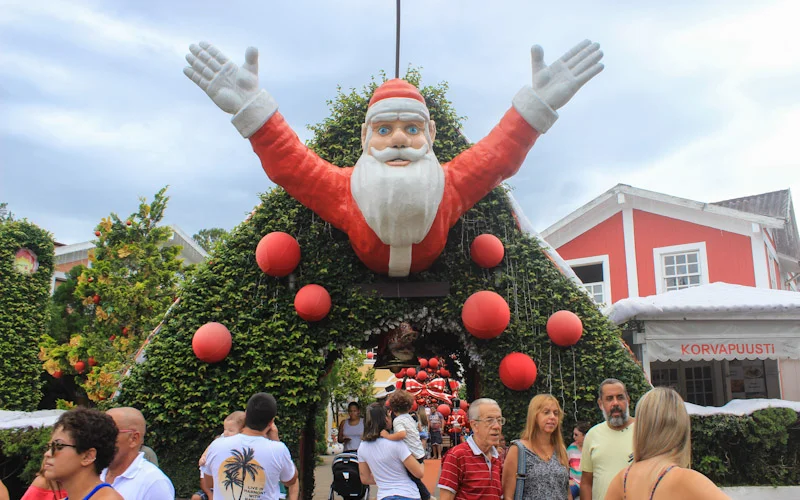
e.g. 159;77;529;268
315;454;442;500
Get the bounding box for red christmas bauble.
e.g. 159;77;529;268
395;381;403;390
428;358;439;369
459;400;468;411
416;371;428;382
546;310;583;347
126;220;132;226
397;368;407;378
411;401;418;412
457;408;467;417
53;370;63;379
406;367;417;379
499;352;537;391
88;356;98;367
462;291;510;339
449;380;459;391
470;234;505;268
440;369;451;378
92;295;101;305
255;232;301;277
437;404;452;417
294;284;331;321
94;231;101;237
366;351;375;359
192;322;232;363
418;358;429;369
122;326;129;335
74;361;86;374
109;335;116;342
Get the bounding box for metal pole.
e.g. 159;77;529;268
395;0;401;78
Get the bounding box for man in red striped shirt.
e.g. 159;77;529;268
438;399;505;500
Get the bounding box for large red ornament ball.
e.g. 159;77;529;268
418;358;429;369
53;369;63;379
406;367;417;379
74;361;86;374
470;234;505;268
428;358;439;369
462;291;510;339
437;404;452;417
255;232;301;277
440;369;451;378
397;368;407;379
546;310;584;347
459;400;468;411
192;322;232;363
499;352;537;391
366;351;375;359
395;381;403;390
294;284;331;321
416;371;428;382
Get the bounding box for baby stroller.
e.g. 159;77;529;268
330;452;370;500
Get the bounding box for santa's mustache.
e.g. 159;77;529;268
370;143;430;163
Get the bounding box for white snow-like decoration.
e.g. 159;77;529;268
606;282;800;325
0;409;65;430
685;398;800;416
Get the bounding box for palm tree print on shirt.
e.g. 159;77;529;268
218;447;266;500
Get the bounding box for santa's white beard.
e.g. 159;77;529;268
351;145;445;248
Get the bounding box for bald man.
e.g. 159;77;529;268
101;407;175;499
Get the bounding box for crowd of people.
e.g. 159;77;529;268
9;378;732;500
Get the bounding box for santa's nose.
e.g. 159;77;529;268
389;130;410;147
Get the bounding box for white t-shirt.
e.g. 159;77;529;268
201;434;296;500
357;438;419;500
393;413;425;459
100;452;175;500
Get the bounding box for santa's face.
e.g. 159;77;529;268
351;117;445;249
367;119;429;165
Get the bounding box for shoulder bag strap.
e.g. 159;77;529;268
512;440;526;500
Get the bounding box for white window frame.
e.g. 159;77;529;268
653;242;709;294
567;255;611;306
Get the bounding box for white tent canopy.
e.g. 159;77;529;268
605;282;800;362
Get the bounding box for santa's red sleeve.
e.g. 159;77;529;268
248;113;352;232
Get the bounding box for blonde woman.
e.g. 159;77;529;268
605;387;730;499
417;407;429;457
502;394;569;500
21;457;67;500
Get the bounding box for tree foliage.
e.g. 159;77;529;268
193;227;228;253
0;219;53;410
322;347;375;427
116;70;648;497
39;187;186;402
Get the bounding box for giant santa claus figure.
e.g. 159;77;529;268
184;39;603;276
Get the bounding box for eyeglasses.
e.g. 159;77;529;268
118;429;137;434
48;441;78;455
473;417;506;426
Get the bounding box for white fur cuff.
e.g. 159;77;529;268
231;90;279;138
512;86;558;134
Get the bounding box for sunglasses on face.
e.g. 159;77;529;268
47;441;78;455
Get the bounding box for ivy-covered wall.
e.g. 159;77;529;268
0;220;54;410
117;73;649;497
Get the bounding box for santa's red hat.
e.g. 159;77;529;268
365;79;430;124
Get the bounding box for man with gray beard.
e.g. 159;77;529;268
580;379;635;500
184;38;604;277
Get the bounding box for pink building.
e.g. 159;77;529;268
542;184;800;404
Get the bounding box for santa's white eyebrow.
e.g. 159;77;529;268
370;112;426;123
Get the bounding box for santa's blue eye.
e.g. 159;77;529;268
377;126;391;136
406;125;420;134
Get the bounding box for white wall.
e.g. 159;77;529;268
779;359;800;401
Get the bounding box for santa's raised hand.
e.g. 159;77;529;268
184;41;260;115
530;39;604;112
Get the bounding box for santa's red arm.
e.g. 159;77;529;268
249;113;352;232
443;108;540;226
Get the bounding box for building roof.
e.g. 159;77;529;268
712;189;800;260
606;282;800;324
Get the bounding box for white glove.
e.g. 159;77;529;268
184;41;260;115
530;39;604;111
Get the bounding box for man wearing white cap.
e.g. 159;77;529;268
184;39;603;277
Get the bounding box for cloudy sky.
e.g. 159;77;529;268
2;0;799;245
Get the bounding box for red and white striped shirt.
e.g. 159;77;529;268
437;436;503;500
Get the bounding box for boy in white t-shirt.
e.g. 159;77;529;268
381;390;430;500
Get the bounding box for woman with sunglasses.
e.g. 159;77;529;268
502;394;570;500
43;407;123;500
